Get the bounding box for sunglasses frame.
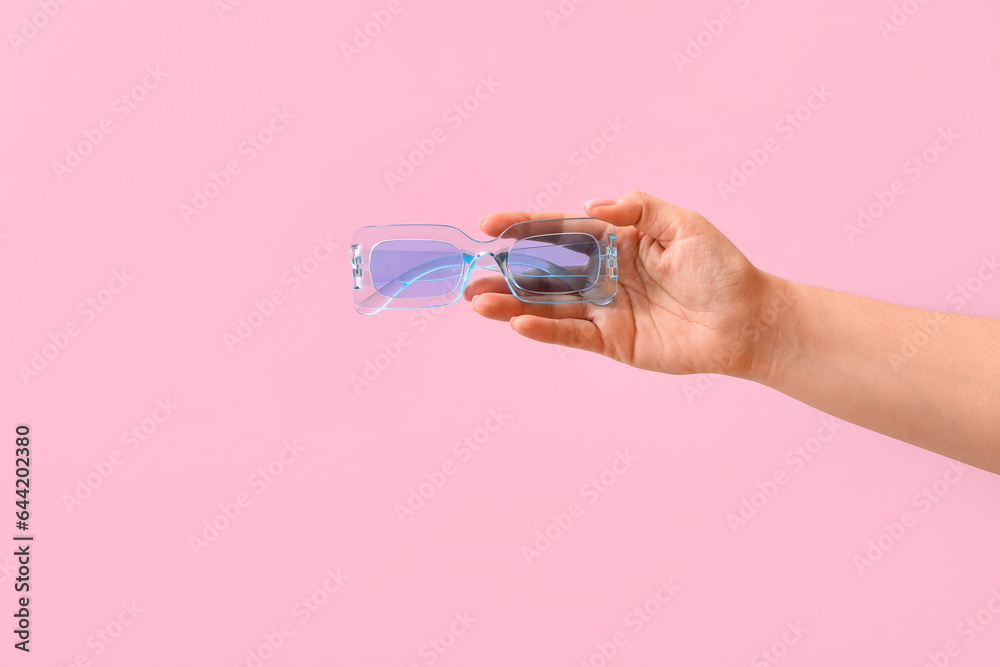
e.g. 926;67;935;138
351;217;618;316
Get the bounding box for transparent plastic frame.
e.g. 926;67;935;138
351;217;618;316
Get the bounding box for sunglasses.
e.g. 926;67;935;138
351;217;618;315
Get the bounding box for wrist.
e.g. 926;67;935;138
729;271;799;385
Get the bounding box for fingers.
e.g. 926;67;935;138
470;292;589;321
479;209;577;238
583;190;698;243
510;314;604;355
480;190;706;243
463;274;511;300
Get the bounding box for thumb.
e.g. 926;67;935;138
583;190;694;243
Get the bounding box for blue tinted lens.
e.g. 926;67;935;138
370;240;464;298
507;233;600;293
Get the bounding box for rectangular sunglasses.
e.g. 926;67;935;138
351;217;618;315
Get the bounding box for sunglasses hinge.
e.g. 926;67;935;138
606;234;618;280
351;244;363;289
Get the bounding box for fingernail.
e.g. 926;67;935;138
478;215;487;227
471;294;480;309
509;316;518;328
584;198;617;210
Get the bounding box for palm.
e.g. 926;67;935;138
587;225;758;375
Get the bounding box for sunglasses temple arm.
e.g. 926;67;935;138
356;253;582;315
471;255;587;289
505;255;591;289
356;255;471;315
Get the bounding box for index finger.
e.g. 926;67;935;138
479;209;579;238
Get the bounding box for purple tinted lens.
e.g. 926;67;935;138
507;233;600;293
370;240;464;298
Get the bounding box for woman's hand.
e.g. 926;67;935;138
465;190;779;379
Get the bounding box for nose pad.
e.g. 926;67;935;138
470;251;503;272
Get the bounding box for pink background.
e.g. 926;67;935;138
3;0;1000;665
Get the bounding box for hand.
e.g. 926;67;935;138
465;190;777;378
